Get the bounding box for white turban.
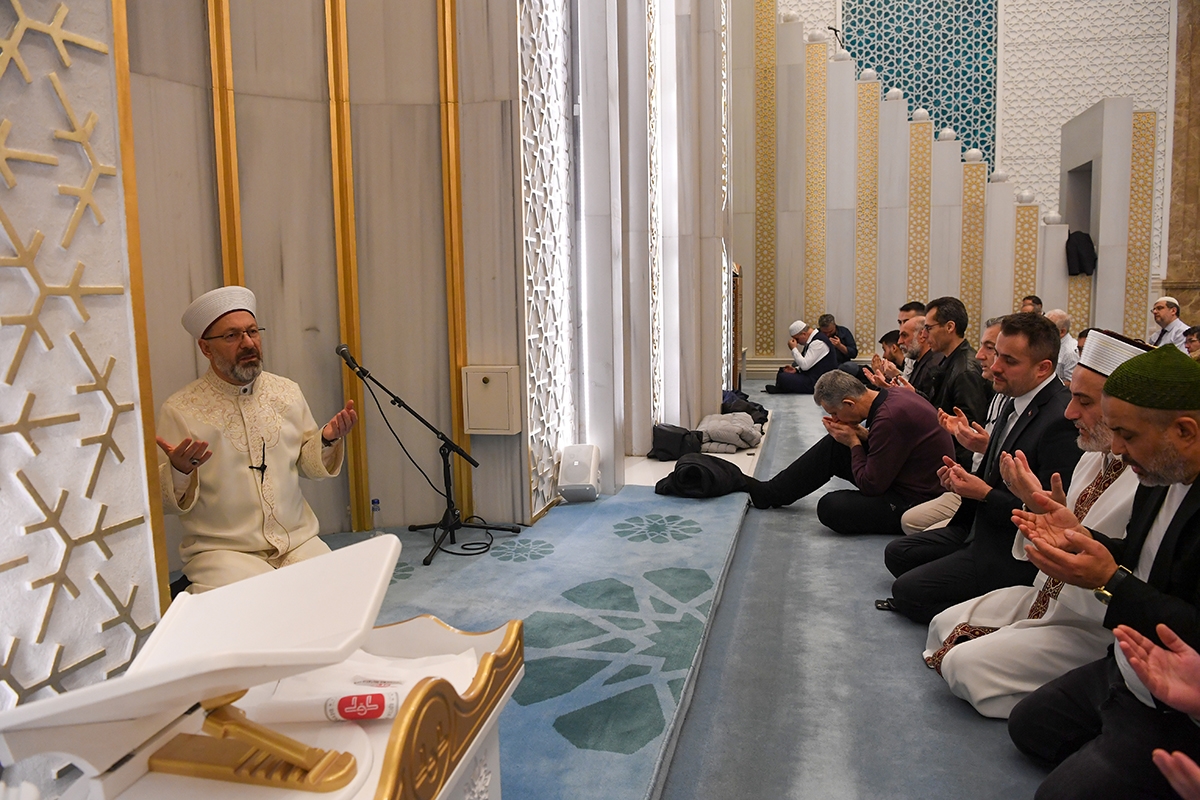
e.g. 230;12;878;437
181;286;257;339
788;320;806;337
1078;329;1151;378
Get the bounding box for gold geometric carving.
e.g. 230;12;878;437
0;201;124;384
855;80;879;347
94;573;154;677
0;637;105;706
1124;111;1156;338
752;0;776;354
0;391;79;454
803;41;827;328
49;71;117;248
960;162;987;344
1068;273;1093;330
907;120;932;300
16;469;144;643
0;0;109;84
0;554;29;573
0;118;58;188
1012;203;1040;311
71;330;135;498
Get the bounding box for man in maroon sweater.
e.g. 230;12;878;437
746;370;956;535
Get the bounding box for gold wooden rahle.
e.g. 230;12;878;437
206;0;244;288
325;0;372;531
435;0;473;514
112;0;170;612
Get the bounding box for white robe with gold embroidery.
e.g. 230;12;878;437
157;369;343;590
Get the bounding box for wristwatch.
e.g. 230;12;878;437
321;435;339;447
1093;565;1133;606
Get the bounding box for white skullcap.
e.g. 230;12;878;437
788;320;806;337
181;286;257;339
1156;296;1180;307
1078;329;1151;378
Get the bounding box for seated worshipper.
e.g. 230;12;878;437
1114;623;1200;800
880;313;1082;622
866;329;904;380
744;370;954;535
766;319;838;394
922;331;1147;718
1045;309;1078;387
817;313;858;364
898;300;926;327
1020;295;1043;314
1152;295;1189;352
867;315;944;396
900;316;1007;535
1007;345;1200;800
156;286;358;593
922;296;993;464
1185;325;1200;362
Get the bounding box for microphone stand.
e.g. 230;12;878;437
341;358;520;565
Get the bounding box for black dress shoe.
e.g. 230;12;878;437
764;384;779;394
874;597;900;612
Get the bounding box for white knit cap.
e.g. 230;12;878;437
1156;296;1180;307
788;320;806;337
181;286;257;339
1078;329;1151;378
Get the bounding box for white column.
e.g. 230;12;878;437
824;50;856;325
929;128;963;300
775;17;806;339
876;87;908;335
1038;217;1071;313
981;174;1016;321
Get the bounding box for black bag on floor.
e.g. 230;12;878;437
647;424;702;461
655;453;748;498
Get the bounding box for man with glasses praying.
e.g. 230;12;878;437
155;286;357;593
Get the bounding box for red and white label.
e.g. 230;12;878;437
325;691;399;721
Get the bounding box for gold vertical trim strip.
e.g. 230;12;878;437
960;162;987;344
854;80;879;347
1012;204;1040;311
324;0;371;531
1068;274;1092;329
803;40;827;327
436;0;472;512
206;0;244;288
906;120;931;300
752;1;776;355
1124;111;1156;338
112;0;170;612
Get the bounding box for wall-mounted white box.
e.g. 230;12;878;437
462;366;522;434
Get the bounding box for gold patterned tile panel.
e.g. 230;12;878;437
855;81;879;346
804;40;827;327
1068;274;1093;329
752;0;777;354
1012;204;1040;311
960;162;987;343
907;120;932;301
1124;111;1156;338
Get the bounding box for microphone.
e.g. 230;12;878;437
335;343;369;378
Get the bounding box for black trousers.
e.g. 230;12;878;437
774;367;818;393
883;522;1038;622
1009;656;1200;800
754;434;909;535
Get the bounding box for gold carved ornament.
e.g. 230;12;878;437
752;0;776;355
373;618;524;800
960;162;987;344
1123;111;1156;338
906;121;932;301
854;80;880;347
0;0;108;84
1012;204;1039;310
802;40;827;329
49;70;117;248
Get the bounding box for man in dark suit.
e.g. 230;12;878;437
880;313;1082;622
1007;344;1200;800
922;296;993;465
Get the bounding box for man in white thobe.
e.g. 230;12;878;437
156;286;357;593
922;330;1148;717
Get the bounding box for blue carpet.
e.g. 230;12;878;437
327;484;748;800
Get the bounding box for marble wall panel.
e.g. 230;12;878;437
126;0;210;86
229;0;328;101
776;209;805;331
825;58;855;211
776;60;805;214
345;0;440;105
234;94;348;531
876;206;908;335
458;0;519;103
731;65;754;216
824;208;855;323
928;206;961;301
460;99;525;520
981;181;1015;323
351;102;452;527
878;94;909;209
1038;223;1070;313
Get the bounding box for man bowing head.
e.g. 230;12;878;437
156;286;357;593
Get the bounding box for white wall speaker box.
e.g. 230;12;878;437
559;444;601;502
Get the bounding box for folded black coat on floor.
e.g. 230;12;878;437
721;394;769;425
655;453;749;498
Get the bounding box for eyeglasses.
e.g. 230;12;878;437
202;326;265;345
923;321;948;332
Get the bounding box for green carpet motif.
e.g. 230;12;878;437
327;484;748;800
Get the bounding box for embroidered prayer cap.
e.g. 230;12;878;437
789;320;806;337
182;286;257;339
1077;329;1152;378
1104;344;1200;410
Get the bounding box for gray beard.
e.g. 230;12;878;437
1130;446;1193;486
213;349;263;385
1076;425;1113;454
